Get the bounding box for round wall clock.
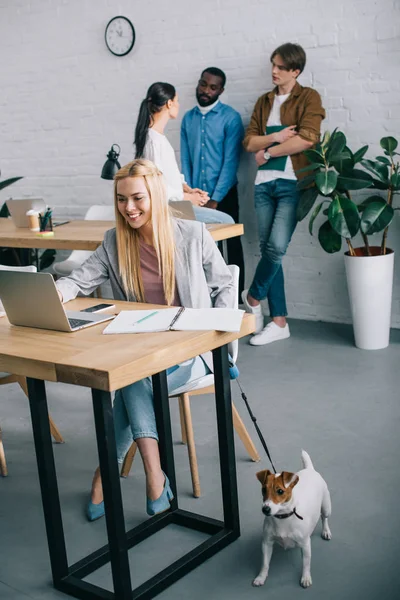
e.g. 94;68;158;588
105;16;135;56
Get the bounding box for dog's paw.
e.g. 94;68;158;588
321;527;332;540
300;574;312;588
252;575;267;587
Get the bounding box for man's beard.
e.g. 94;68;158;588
196;91;215;107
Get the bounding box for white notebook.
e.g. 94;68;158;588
102;307;244;334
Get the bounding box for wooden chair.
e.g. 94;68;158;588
0;373;64;476
120;266;260;497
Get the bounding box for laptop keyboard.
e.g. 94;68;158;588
68;318;91;329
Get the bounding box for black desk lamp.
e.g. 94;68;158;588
101;144;121;180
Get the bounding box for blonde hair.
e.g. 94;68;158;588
114;159;176;305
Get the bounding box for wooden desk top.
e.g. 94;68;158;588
0;219;244;250
0;298;255;392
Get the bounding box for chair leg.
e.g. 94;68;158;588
15;375;28;396
15;375;64;443
232;403;260;462
49;416;65;444
120;442;138;478
0;425;8;477
178;396;187;444
181;393;201;498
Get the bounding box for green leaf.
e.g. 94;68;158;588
296;163;323;174
380;136;398;155
357;195;386;212
318;220;342;253
353;145;369;164
326;131;347;163
297;174;317;190
369;177;389;191
360;200;394;235
303;149;325;165
315;170;338;195
0;201;10;218
376;156;391;165
361;159;389;183
330;147;355;174
309;202;324;235
337;169;374;191
328;195;360;238
321;130;331;149
39;249;56;271
391;171;400;190
296;186;319;221
0;176;23;191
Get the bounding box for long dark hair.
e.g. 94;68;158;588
134;82;176;158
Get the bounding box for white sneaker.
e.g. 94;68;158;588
249;321;290;346
241;289;264;333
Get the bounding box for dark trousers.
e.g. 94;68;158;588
217;185;245;296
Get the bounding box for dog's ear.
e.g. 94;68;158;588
282;472;299;489
256;470;271;485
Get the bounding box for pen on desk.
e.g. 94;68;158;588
132;311;159;325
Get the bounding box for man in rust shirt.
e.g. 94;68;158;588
241;42;325;346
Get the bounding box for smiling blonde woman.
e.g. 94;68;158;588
56;158;235;520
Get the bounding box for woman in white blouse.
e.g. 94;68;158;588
134;82;234;224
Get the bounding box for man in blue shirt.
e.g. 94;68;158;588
181;67;245;295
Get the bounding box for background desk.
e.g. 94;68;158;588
0;299;255;600
0;218;244;251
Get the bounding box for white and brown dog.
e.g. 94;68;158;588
253;450;331;589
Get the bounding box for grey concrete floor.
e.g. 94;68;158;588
1;319;399;600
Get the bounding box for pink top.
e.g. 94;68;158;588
139;240;181;306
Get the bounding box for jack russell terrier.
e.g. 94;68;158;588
253;450;331;589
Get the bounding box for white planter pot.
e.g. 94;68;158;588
344;248;394;350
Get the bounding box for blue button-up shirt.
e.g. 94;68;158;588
180;102;244;203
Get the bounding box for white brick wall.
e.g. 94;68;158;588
1;0;399;326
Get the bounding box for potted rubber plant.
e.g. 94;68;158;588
296;131;399;350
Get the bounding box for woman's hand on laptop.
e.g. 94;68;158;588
57;289;64;303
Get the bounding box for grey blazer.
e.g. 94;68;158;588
56;219;235;371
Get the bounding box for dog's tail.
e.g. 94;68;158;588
301;450;315;470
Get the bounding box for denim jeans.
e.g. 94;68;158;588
193;205;234;225
113;356;210;463
248;179;299;317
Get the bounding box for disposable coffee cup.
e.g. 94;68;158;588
26;209;40;231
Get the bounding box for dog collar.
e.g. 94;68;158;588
273;508;303;520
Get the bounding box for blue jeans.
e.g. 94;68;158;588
248;179;299;317
113;356;210;463
193;205;234;224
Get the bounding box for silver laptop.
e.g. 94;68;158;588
0;271;115;332
169;200;196;220
6;198;47;228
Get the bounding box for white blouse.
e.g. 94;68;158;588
143;128;184;201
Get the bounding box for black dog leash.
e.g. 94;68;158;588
235;378;277;474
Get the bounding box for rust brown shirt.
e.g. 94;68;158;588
243;82;325;180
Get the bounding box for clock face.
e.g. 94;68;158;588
105;16;135;56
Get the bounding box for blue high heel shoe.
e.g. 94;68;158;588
86;499;105;522
146;473;174;516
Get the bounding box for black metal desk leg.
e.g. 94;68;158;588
152;371;178;510
212;345;240;535
91;389;132;600
27;377;69;585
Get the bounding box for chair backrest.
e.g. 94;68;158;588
84;205;115;221
227;264;239;364
0;264;37;312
